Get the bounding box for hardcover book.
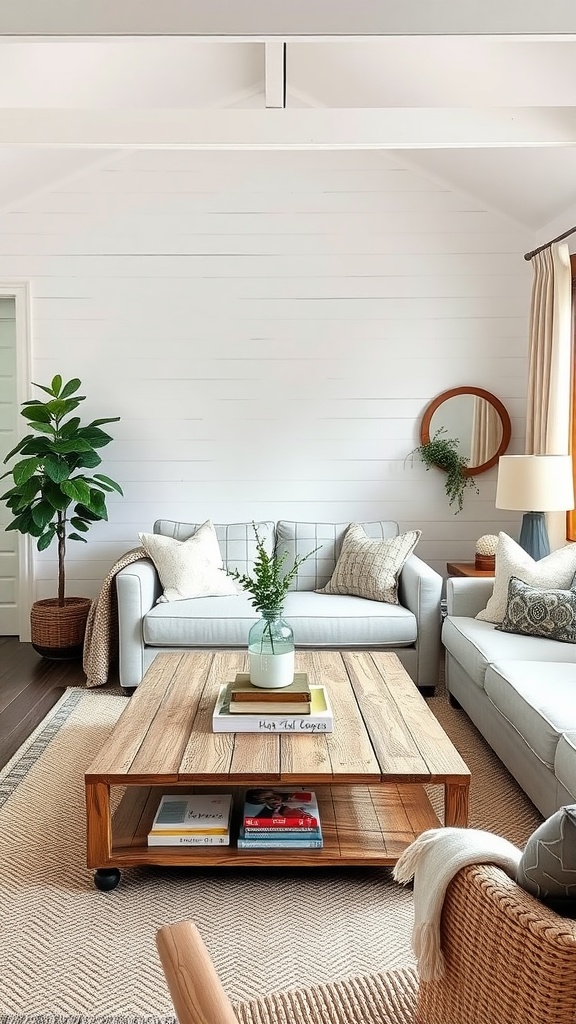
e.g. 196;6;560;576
243;789;320;828
149;794;233;836
229;698;311;715
237;825;323;850
148;832;230;847
212;685;333;734
231;672;311;703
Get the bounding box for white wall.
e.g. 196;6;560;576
0;150;532;601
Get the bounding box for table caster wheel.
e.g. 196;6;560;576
94;868;121;891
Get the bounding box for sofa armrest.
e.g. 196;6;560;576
446;576;494;618
116;558;162;689
398;554;443;689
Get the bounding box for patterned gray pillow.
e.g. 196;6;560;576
495;573;576;643
316;524;421;604
517;805;576;916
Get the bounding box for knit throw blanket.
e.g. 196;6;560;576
393;827;522;981
82;547;148;688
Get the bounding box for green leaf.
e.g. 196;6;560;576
87;416;121;427
59;416;81;437
28;421;55;435
44;479;70;511
59;378;82;399
68;532;88;543
13;457;41;485
43;456;70;483
21;405;52;424
52;439;93;454
31;500;56;531
85;488;108;520
37;529;56;551
3;434;34;463
13;476;41;505
51;374;62;396
74;502;100;522
31;384;56;398
73;449;101;469
61;478;91;504
77;426;113;448
46;398;84;420
93;473;123;495
70;517;89;531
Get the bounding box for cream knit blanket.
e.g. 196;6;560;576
393;827;522;981
82;547;148;688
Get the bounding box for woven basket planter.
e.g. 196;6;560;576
30;597;92;660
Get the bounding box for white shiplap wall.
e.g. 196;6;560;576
0;150;532;600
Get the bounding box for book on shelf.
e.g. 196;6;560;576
229;698;311;715
148;832;231;847
212;685;333;734
243;825;321;836
149;793;232;837
230;672;311;703
237;825;323;850
243;789;320;829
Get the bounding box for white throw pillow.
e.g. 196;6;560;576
316;523;421;604
476;532;576;624
139;520;237;603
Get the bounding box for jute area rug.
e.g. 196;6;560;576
1;673;541;1023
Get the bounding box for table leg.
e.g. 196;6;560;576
444;782;469;827
85;780;114;868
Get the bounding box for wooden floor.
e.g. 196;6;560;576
0;636;107;771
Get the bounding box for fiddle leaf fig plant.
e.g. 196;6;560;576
0;375;123;606
407;427;479;514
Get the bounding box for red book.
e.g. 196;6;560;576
243;788;320;830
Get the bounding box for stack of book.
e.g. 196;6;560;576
237;788;323;849
212;673;334;733
147;793;232;847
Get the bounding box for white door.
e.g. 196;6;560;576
0;296;19;635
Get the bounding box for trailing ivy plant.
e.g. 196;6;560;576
406;427;479;514
0;375;123;606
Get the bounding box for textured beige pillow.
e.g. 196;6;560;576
139;520;237;603
316;524;421;604
476;531;576;624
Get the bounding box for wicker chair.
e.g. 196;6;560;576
156;863;576;1024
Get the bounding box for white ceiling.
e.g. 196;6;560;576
1;35;576;234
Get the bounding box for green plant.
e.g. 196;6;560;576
1;374;123;605
226;522;320;614
406;427;479;514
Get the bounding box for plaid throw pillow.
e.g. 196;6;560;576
316;523;421;604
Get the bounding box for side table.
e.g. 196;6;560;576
446;561;495;578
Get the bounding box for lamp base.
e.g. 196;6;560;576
518;511;550;561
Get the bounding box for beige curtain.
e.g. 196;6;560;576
470;397;501;466
525;241;572;456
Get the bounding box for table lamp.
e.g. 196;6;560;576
495;454;575;560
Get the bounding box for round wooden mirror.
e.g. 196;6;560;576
420;387;512;476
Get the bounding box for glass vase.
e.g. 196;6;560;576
248;608;295;688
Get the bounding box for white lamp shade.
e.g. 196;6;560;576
496;455;575;512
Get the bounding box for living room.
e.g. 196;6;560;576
2;3;576;1023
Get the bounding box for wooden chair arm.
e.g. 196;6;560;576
156;920;238;1024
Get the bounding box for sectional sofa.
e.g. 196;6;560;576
115;518;443;693
443;575;576;818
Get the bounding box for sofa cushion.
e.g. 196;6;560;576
554;732;576;802
143;590;417;648
153;520;275;575
317;525;421;604
496;574;576;644
476;532;576;625
517;805;576;916
275;520;399;592
139;521;237;603
442;616;576;689
484;661;576;768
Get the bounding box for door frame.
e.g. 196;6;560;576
0;281;32;641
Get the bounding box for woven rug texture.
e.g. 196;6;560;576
0;672;541;1022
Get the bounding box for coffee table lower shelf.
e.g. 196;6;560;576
104;782;440;870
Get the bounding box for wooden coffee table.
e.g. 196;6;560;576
85;650;470;889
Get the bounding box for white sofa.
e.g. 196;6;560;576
443;576;576;818
116;519;442;694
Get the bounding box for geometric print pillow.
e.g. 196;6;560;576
316;524;421;604
495;573;576;644
517;805;576;916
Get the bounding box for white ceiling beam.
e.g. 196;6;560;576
264;41;285;108
1;107;576;150
2;0;576;37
